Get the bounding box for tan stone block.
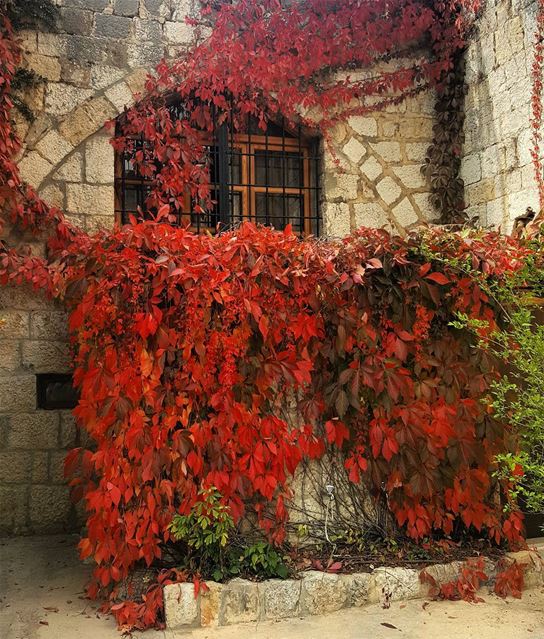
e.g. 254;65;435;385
405;142;429;162
8;412;60;449
105;81;135;111
0;286;49;311
59;97;117;147
85;135;115;184
0;451;33;482
200;582;223;627
30;311;69;340
0;311;29;339
392;197;419;227
323;202;351;237
393;165;426;190
125;68;149;95
60;412;78;448
52;152;83;182
32;451;49;483
0;486;28;535
398;117;434;139
49;450;68;484
24;53;61;82
29;484;72;533
381;120;399;137
371;141;402;162
466;178;496;206
91;65;126;91
18;30;38;53
347;116;378;137
39;183;65;209
37;32;67;57
35;129;74;166
45;83;94;117
0;340;21;372
22;340;71;373
323;173;360;201
0;375;37;412
67;183;114;216
164;20;194;44
460;153;482;186
353;202;390;229
17;151;54;187
361;155;383;182
376;176;402;205
342;137;366;164
60;59;91;88
412;192;437;221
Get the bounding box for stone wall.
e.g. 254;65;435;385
0;0;439;535
462;0;540;230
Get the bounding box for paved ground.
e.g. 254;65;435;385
1;535;544;639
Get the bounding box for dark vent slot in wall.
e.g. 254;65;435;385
36;374;79;410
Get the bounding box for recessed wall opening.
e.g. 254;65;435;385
36;374;79;411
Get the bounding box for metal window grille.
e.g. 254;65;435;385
114;109;321;236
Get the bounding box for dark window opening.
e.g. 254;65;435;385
36;374;79;410
114;113;321;236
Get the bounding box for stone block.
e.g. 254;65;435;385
323;202;351;238
0;286;48;311
393;165;426;190
127;41;165;68
49;450;67;484
340;572;372;606
8;412;60;449
219;578;260;625
134;18;163;42
353;202;390;229
22;341;70;373
114;0;140;16
66;35;108;64
505;551;544;589
0;341;21;372
460;153;482;186
34;130;74;166
30;311;69;341
405;142;429;162
260;579;301;620
0;486;28;535
0;451;32;482
91;65;126;91
369;567;423;604
0;310;29;339
105;82;135;111
94;14;133;39
17;151;54;188
342;137;366;164
376;176;402;205
67;183;114;217
361;155;383;182
466;178;496;206
143;0;171;18
24;53;61;82
45;83;94;117
85;135;115;184
371;141;402;163
64;0;109;9
420;561;463;591
60;96;117;146
60;60;92;88
18;30;38;53
200;582;223;627
323;173;360;201
60;412;78;448
393;197;419;227
53;151;84;182
164;20;194;44
299;571;349;615
32;451;49;483
60;7;93;36
412;192;437;222
125;68;149;94
347;116;378;137
164;583;200;629
39;183;65;209
37;32;68;57
29;484;72;532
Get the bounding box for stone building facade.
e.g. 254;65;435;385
0;0;538;534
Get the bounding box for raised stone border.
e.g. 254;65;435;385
163;549;544;630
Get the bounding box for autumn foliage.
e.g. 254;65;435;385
0;0;534;631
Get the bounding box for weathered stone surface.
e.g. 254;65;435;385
405;142;428;162
22;340;71;373
393;165;426;190
260;579;301;620
200;582;223;627
323;202;351;237
8;412;59;449
60;59;92;88
60;7;94;36
37;32;68;57
460;153;482;185
91;65;126;91
219;579;260;625
353;202;389;228
65;0;109;9
66;183;114;216
0;310;29;339
45;83;94;116
24;53;62;82
371;141;402;163
85;135;114;184
369;567;423;604
105;81;134;111
342;137;366;164
361;155;383;181
0;341;21;372
17;151;53;187
59;412;78;448
30;311;69;340
0;486;28;534
39;183;65;209
66;35;108;65
114;0;140;16
347;116;378;137
35;130;74;166
324;173;360;201
164;583;200;629
0;451;32;483
29;484;72;532
32;451;49;483
95;14;133;39
376;176;402;204
340;572;372;606
53;151;84;182
299;571;349;615
164;20;194;44
393;197;419;226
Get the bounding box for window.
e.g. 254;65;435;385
36;374;79;410
114;114;321;235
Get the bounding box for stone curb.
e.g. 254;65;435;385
163;550;544;630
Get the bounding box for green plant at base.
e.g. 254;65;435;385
169;487;289;581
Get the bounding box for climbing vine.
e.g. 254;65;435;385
0;0;537;632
